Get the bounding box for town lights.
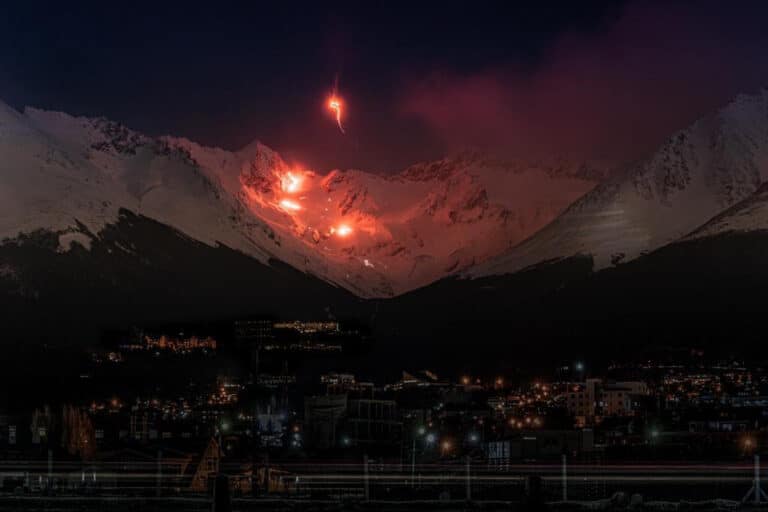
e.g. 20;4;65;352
425;433;437;445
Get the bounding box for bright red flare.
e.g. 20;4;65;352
328;96;345;134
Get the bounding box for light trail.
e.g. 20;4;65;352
328;97;345;134
327;73;346;134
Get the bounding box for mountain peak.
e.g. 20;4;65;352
470;89;768;279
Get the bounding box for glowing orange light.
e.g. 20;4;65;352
335;224;353;237
279;199;302;211
281;172;303;194
328;96;345;134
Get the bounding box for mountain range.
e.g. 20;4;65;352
2;90;768;360
0;98;607;298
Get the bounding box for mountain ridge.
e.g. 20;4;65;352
1;99;606;297
469;88;768;278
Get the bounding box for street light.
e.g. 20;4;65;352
744;437;755;454
441;440;453;456
411;426;428;488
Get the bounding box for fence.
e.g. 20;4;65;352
1;454;766;506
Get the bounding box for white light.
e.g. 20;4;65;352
282;172;302;194
336;224;353;237
280;199;301;211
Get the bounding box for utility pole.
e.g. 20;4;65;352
156;449;163;497
363;455;370;501
743;455;768;505
465;456;471;501
411;437;416;488
562;454;568;502
47;449;53;490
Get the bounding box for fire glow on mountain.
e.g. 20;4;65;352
278;169;352;238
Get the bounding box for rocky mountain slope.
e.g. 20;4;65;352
470;89;768;278
0;99;605;297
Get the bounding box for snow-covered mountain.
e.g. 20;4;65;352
470;89;768;278
0;99;605;297
161;138;605;295
686;182;768;240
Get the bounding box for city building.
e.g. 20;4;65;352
565;379;648;426
304;394;348;450
347;395;402;448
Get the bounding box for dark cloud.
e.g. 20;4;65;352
400;2;768;165
1;2;766;172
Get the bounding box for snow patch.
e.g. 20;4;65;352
57;231;93;252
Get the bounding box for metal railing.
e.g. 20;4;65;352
1;455;766;506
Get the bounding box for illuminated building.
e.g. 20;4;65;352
120;331;217;354
388;370;449;390
488;429;595;463
273;321;339;334
234;319;275;374
566;379;648;426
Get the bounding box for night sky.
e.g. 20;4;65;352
1;1;767;173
